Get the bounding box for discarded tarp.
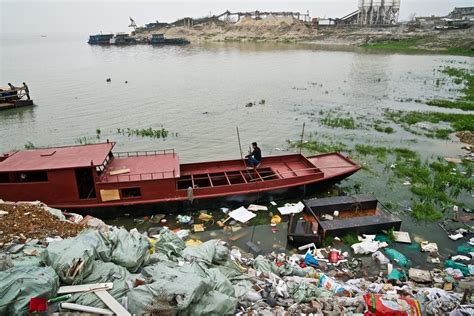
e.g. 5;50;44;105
182;240;229;265
42;230;112;284
43;230;112;284
0;266;59;315
109;228;149;272
68;260;133;309
253;255;279;274
151;229;186;262
127;262;211;314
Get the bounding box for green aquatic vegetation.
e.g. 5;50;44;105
75;136;94;145
426;99;474;111
342;232;359;246
355;144;389;161
118;127;169;139
385;110;474;132
426;67;474;111
392;148;417;160
290;139;348;153
320;113;356;129
411;202;443;221
373;124;395;134
24;141;35;149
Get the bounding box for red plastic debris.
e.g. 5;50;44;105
29;297;47;312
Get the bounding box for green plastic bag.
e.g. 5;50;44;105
384;248;409;267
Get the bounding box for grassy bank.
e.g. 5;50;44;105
289;138;473;221
360;37;474;57
385;110;474;133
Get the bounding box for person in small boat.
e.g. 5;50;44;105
6;83;17;101
246;142;262;168
22;82;30;100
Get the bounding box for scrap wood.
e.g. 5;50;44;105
57;283;114;294
109;168;130;176
60;302;113;315
94;289;131;316
217;216;231;227
248;204;268;211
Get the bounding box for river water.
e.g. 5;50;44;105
1;33;472;267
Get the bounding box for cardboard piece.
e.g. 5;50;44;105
228;206;256;223
100;189;120;202
277;201;305;215
248;204;268;211
193;224;205;232
393;231;412;244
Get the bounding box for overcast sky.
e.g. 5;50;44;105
1;0;472;34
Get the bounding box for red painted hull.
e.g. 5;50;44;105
0;143;360;212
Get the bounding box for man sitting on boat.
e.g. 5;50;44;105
246;142;262;169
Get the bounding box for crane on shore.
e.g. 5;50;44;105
129;17;137;31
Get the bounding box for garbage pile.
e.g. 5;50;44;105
1;220;473;315
0;201;84;245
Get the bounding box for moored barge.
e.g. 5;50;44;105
288;194;402;246
0;142;360;215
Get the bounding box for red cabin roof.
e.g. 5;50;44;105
0;142;115;172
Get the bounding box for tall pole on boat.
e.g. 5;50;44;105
237;126;253;179
299;122;305;155
237;126;244;161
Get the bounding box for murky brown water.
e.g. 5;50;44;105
1;33;472;266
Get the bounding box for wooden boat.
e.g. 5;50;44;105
288;194;402;246
0;141;360;215
0;84;33;111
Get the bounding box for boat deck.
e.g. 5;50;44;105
307;153;359;178
178;154;324;190
101;152;179;182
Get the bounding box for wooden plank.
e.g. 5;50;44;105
94;289;131;316
57;282;113;294
109;168;130;176
60;302;114;315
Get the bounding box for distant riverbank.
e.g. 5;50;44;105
135;22;474;57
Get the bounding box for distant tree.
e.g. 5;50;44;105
408;12;417;21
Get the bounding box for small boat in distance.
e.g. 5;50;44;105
0;83;33;111
288;194;402;246
110;33;137;45
0;142;360;216
88;34;114;45
150;33;190;45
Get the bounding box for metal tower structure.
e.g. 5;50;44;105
358;0;400;25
